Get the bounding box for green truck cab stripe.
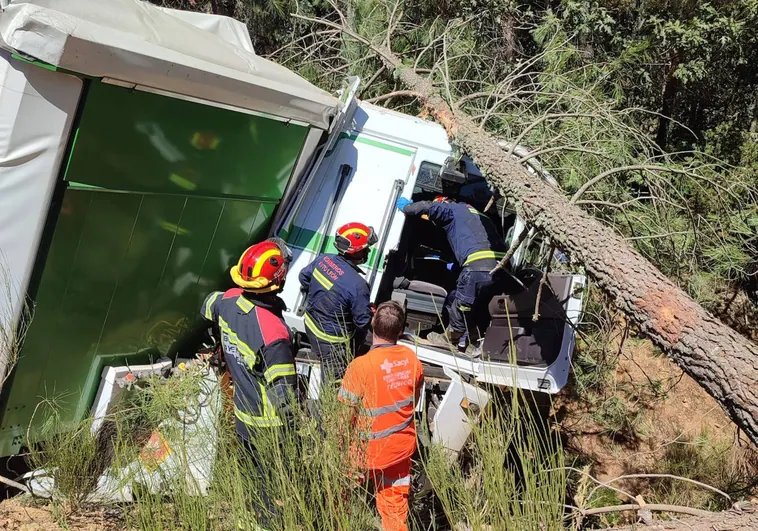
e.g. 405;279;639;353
327;132;415;157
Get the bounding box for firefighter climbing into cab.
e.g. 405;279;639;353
396;195;507;355
200;238;298;530
299;222;378;382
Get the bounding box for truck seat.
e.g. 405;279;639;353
393;277;448;315
481;273;572;366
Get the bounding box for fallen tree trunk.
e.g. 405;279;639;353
385;49;758;445
296;15;758;445
604;509;758;531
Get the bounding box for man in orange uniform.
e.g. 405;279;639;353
338;301;424;531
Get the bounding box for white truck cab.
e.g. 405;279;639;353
275;78;585;397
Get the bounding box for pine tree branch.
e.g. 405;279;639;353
364;90;421;104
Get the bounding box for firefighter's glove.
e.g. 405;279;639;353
267;383;297;430
396;197;412;212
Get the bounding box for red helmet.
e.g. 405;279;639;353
335;222;378;255
433;195;452;203
230;240;289;292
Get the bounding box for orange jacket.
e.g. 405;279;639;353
338;344;424;470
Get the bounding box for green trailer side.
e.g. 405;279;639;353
0;79;310;456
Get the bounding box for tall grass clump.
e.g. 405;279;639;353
28;414;109;510
646;431;758;511
421;384;567;530
27;353;572;530
116;363;376;530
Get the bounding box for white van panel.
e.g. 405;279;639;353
0;53;82;378
280;131;417;330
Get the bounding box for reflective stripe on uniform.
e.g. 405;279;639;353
204;292;221;320
234;406;283;428
382;474;411;488
264;363;296;382
259;381;280;420
462;250;506;266
236;296;255;314
366;415;414;441
312;269;334;290
338;387;361;404
304;313;349;344
219;316;257;369
361;395;415;417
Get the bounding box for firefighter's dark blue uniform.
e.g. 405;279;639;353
200;288;297;438
298;253;372;381
201;288;297;530
401;200;507;334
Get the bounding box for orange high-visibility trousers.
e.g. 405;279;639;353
369;458;412;531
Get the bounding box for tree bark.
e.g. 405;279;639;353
367;44;758;446
655;51;680;150
603;509;758;531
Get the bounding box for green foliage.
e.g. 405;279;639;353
423;389;567;530
25;369;570;530
648;431;758;511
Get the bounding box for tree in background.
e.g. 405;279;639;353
149;0;758;444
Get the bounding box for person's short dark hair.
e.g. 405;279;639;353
373;301;405;340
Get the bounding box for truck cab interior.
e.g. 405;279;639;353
378;159;575;368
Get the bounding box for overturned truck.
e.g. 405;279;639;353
0;0;585;470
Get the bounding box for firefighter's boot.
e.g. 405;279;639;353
426;330;463;350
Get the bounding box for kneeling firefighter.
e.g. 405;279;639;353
396;195;507;353
200;238;298;530
299;222;377;382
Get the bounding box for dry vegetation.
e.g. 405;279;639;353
2;1;758;529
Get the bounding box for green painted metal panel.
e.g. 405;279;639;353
64;82;307;199
0;82;309;455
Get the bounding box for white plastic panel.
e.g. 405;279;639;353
432;367;491;454
0;52;82;375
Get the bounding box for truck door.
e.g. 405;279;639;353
279;130;416;330
393;155;585;393
476;228;586;391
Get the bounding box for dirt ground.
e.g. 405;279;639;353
0;498;122;530
558;338;753;481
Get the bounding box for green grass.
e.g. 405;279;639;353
25;356;758;530
646;431;758;511
25;357;572;530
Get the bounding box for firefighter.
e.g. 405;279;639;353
338;301;424;531
200;238;298;530
396;195;507;353
299;222;377;382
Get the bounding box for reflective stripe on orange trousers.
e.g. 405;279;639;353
369;458;412;531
